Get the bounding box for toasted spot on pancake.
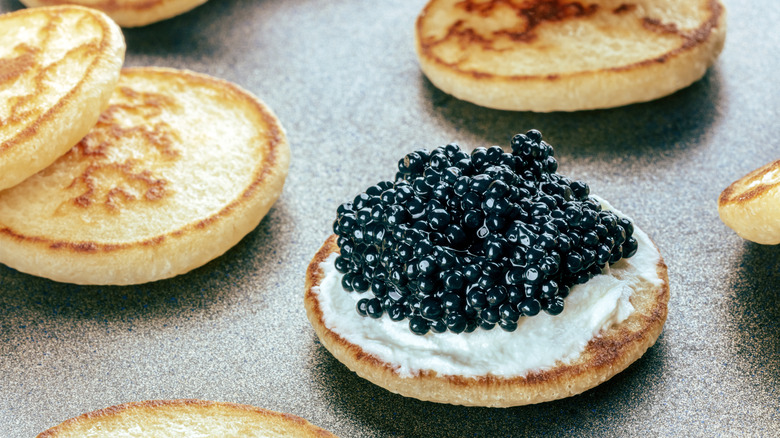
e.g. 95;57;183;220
0;45;38;86
451;0;599;45
719;160;780;205
50;241;99;252
54;87;181;214
613;3;636;15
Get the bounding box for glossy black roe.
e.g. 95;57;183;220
332;130;639;335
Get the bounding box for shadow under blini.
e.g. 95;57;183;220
725;241;780;392
121;0;260;63
417;65;725;166
305;328;671;438
0;200;293;354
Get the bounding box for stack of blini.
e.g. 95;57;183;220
2;6;316;435
0;5;290;286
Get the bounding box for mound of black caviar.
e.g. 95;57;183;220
332;130;638;335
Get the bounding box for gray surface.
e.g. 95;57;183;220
1;0;778;436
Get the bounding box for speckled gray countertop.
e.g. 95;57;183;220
1;0;778;436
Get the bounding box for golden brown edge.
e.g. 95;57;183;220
29;0;180;14
36;399;338;437
414;0;725;83
22;0;210;27
718;159;780;205
305;234;669;407
0;5;122;156
0;66;290;255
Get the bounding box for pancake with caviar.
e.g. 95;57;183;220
0;67;289;285
0;5;125;192
20;0;209;27
414;0;727;111
305;131;668;406
37;399;339;437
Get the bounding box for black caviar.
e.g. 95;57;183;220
333;130;637;335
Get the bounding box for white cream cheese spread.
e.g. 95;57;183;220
312;199;663;378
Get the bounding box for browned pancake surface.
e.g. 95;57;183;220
0;5;125;190
415;0;726;111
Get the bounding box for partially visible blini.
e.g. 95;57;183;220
20;0;210;27
415;0;726;112
719;159;780;245
37;399;339;437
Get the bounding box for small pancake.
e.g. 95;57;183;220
0;5;125;191
415;0;726;112
305;230;669;407
0;67;290;285
37;399;339;437
718;159;780;245
20;0;209;27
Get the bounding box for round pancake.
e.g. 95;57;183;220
718;159;780;245
305;231;669;407
0;5;125;191
20;0;209;27
37;399;339;437
0;67;290;285
415;0;727;112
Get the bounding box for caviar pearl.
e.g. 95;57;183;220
420;297;444;320
356;298;369;316
409;316;430;335
446;312;467;333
